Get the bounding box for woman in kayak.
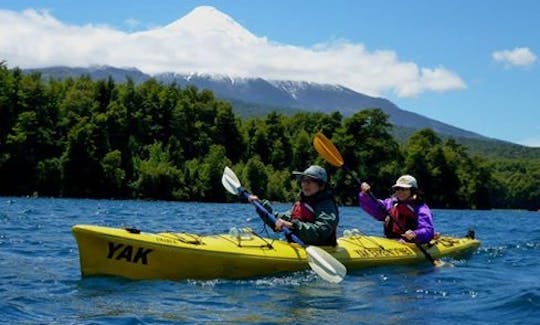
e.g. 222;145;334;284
358;175;434;244
248;165;339;246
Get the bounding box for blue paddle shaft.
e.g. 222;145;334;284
238;189;306;246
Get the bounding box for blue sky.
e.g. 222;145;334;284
1;0;539;147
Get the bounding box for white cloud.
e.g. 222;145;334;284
0;7;466;98
124;18;141;31
492;47;537;68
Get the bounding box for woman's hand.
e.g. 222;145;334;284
384;216;391;227
402;229;417;241
247;194;259;202
275;219;293;231
360;182;371;193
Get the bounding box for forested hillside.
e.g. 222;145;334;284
392;126;540;160
1;65;539;210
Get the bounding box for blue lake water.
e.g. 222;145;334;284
0;197;538;324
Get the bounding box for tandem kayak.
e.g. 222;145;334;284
72;225;480;280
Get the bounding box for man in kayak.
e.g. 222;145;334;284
358;175;435;244
248;165;339;246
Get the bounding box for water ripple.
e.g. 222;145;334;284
1;198;539;324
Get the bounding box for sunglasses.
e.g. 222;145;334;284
394;187;410;191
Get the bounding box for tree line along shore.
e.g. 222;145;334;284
1;64;539;210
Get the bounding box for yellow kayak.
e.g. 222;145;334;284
72;224;480;280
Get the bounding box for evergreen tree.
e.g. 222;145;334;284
0;64;537;208
130;142;183;200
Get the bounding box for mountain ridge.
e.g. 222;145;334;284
28;65;489;142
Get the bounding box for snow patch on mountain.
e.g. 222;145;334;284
269;80;346;99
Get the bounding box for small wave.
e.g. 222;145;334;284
479;288;540;321
0;301;48;324
184;270;318;288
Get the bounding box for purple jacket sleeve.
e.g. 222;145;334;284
358;191;393;221
413;203;434;244
358;191;435;244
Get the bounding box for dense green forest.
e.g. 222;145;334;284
1;64;539;210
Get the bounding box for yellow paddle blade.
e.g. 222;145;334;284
312;132;344;167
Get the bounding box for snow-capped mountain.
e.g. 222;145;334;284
6;5;466;98
14;6;486;141
159;6;259;44
27;65;486;140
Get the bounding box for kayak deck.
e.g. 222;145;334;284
72;225;480;280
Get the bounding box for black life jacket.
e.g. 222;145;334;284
384;201;418;239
